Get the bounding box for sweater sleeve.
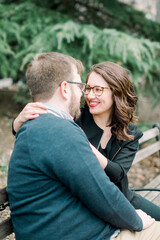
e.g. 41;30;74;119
30;118;143;231
104;160;124;183
104;127;143;183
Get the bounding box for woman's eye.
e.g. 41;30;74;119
95;88;102;92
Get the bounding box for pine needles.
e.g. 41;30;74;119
0;2;160;106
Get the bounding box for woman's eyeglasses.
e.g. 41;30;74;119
83;85;110;97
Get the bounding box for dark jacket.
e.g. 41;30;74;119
76;106;143;208
8;114;142;240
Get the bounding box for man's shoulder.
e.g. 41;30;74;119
25;113;73;127
22;113;81;137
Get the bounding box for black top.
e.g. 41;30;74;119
76;105;143;208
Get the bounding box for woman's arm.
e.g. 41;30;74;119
13;102;47;133
105;131;142;183
90;142;125;183
91;126;142;184
90;143;108;169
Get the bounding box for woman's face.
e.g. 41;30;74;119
85;71;114;118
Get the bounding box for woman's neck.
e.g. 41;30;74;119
93;113;111;130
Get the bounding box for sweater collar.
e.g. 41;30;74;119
43;103;73;122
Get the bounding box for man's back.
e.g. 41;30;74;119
7;113;142;240
7;114;116;239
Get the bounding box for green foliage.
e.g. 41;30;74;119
18;19;160;95
137;122;157;132
0;2;68;79
13;87;31;106
101;0;160;41
2;0;160;41
0;1;160;108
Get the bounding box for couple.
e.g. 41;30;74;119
7;52;160;240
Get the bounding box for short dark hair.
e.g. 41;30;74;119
26;52;84;101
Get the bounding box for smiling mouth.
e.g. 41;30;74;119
89;101;99;107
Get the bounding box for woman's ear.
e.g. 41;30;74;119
59;81;70;100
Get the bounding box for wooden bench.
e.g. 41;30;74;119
132;123;160;207
0;123;160;240
0;188;13;240
133;123;160;165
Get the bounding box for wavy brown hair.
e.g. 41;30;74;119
86;61;138;141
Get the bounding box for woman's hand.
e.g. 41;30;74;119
13;102;47;133
136;209;155;230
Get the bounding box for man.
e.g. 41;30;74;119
7;52;160;240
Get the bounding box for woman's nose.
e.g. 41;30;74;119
86;89;95;98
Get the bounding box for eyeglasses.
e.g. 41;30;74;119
67;81;86;92
83;85;110;96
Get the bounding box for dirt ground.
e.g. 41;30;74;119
0;90;22;188
0;90;159;189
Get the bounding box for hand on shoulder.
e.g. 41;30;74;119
13;102;48;133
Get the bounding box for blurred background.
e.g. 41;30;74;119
0;0;160;188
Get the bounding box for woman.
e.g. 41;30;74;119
12;61;160;220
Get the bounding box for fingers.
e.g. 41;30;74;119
136;209;155;230
27;102;47;110
23;102;47;113
143;216;155;230
20;102;48;120
13;102;48;133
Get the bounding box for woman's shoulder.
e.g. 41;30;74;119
128;123;143;140
115;123;143;148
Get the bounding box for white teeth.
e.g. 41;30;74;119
90;102;98;105
89;102;99;107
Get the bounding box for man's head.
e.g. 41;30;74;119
26;52;84;101
26;52;84;120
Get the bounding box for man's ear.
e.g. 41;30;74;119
59;81;70;100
